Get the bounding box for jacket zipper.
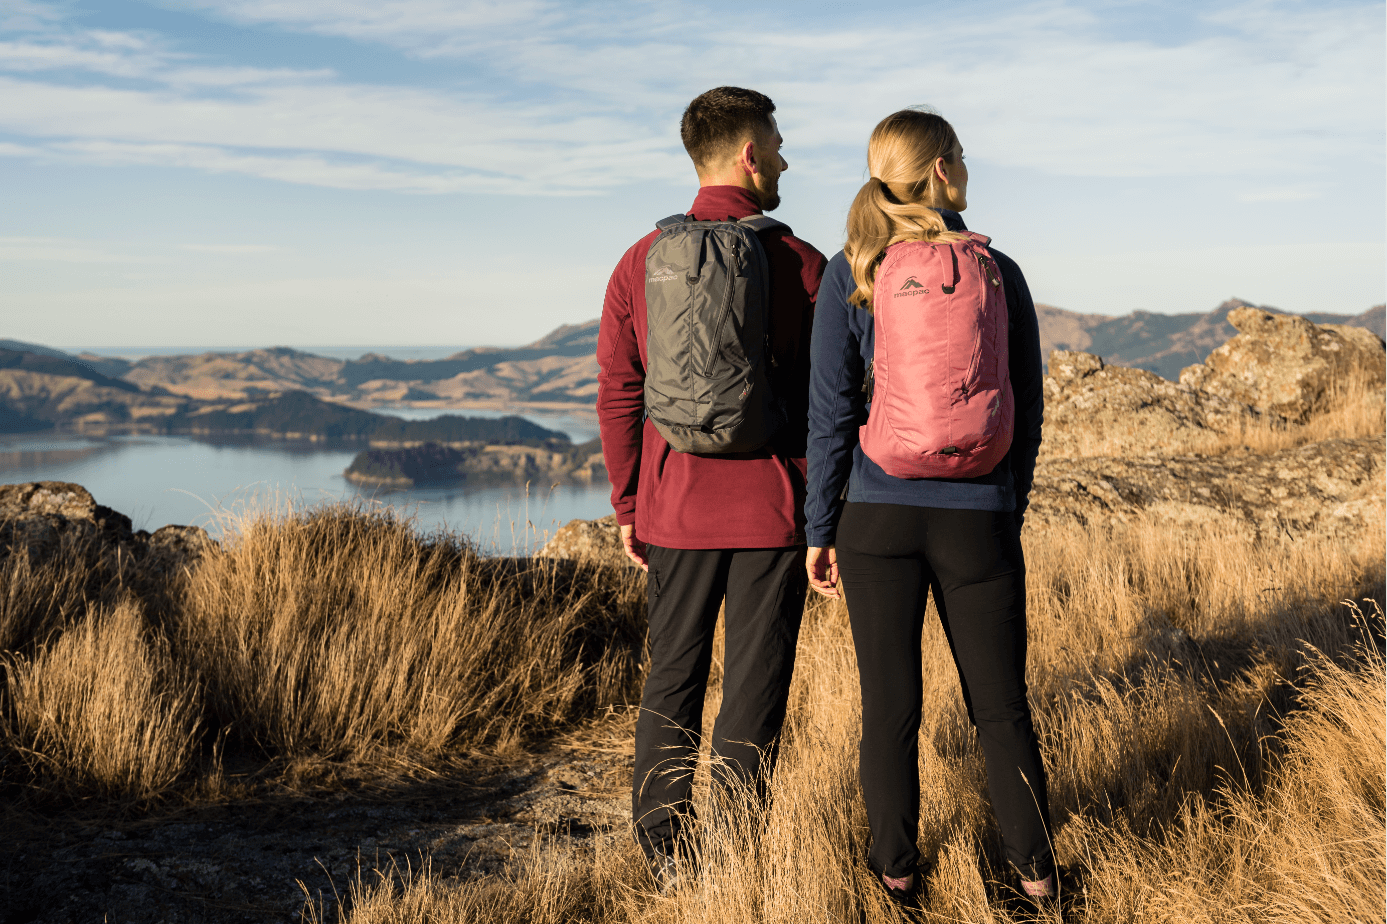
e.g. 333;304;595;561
704;238;740;377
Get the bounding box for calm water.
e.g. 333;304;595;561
0;409;611;554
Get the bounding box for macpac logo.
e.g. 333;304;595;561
650;265;679;283
893;276;929;298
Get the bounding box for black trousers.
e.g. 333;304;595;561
632;544;807;859
836;502;1054;881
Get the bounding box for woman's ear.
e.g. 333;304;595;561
933;155;951;186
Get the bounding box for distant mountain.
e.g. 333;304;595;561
0;340;137;382
123;347;345;399
1037;299;1384;380
5;301;1381;428
0;339;70;359
338;322;600;389
0;349;141;393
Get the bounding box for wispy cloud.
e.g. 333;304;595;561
0;0;1380;195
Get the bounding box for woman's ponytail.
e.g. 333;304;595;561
844;111;966;311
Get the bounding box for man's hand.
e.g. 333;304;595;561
620;523;649;571
806;546;839;599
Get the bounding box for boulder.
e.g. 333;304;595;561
1041;350;1258;458
0;481;131;535
536;514;628;567
0;481;216;576
0;481;135;556
1179;308;1386;423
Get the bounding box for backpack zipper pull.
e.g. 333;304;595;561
977;253;1001;288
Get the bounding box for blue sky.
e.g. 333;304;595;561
2;0;1383;349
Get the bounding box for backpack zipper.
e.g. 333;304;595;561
704;238;740;377
956;252;1000;403
977;253;1001;287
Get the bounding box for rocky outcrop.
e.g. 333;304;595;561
0;481;216;574
0;481;136;551
536;514;626;566
1027;437;1383;539
1041;350;1258;458
1178;308;1385;423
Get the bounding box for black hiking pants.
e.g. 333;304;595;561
632;544;807;860
836;502;1054;881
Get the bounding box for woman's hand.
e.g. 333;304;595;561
806;546;840;599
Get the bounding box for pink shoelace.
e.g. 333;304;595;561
1021;873;1056;898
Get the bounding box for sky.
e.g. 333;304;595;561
1;0;1383;350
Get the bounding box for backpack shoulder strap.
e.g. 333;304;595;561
738;215;791;236
656;214;687;232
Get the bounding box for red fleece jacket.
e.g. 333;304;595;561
597;186;827;549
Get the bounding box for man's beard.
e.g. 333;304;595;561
755;177;781;212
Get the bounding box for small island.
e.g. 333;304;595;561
344;437;604;487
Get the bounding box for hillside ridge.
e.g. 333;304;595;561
4;300;1382;425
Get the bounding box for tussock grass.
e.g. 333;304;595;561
2;600;201;801
0;528;136;654
0;503;645;801
180;504;646;764
1202;375;1385;456
324;498;1384;923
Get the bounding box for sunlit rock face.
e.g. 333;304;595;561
1042;350;1259;459
1179;308;1386;424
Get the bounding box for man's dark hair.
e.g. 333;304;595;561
680;87;776;171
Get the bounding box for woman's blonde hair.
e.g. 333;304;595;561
844;109;967;309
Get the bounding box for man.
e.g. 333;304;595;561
596;86;827;888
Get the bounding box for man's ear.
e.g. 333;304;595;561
738;138;759;177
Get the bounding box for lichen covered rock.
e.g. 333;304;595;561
1179;308;1385;423
1028;436;1383;539
536;514;626;567
0;480;216;576
1041;350;1258;458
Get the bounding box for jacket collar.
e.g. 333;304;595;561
935;208;968;233
688;185;763;222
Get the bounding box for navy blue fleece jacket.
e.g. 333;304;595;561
803;209;1045;547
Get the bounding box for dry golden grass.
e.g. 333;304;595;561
0;527;133;654
2;600;201;801
180;505;646;766
318;498;1384;923
0;503;646;802
1202;376;1385;457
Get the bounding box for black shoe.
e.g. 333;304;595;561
998;866;1085;921
647;850;680;895
879;868;924;911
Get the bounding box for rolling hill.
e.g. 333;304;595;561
4;300;1382;427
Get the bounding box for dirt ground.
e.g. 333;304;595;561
1;720;637;924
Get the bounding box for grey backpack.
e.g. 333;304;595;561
643;213;788;454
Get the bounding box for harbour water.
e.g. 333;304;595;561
0;409;611;554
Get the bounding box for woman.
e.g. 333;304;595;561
803;109;1056;910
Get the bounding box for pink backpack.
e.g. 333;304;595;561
860;233;1014;479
